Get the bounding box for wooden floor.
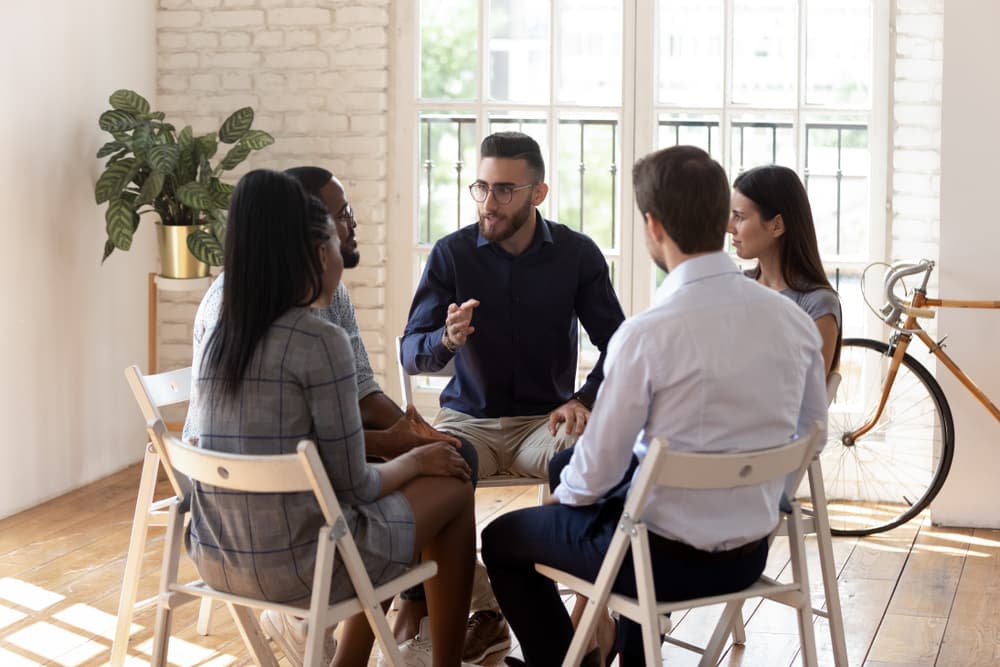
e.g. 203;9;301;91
2;464;1000;666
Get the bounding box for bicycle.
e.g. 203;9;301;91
815;259;1000;536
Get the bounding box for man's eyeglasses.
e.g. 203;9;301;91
468;182;535;205
334;203;356;228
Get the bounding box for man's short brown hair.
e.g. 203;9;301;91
632;146;730;254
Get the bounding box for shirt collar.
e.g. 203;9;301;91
476;210;553;251
652;252;742;306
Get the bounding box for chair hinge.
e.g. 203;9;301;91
331;516;348;540
618;511;638;536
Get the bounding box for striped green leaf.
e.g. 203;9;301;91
137;171;165;205
219;107;253;143
105;198;136;250
196;133;218;160
99;110;138;133
175;182;215;210
217;143;251;172
148;144;180;173
96;141;124;158
94;158;137;204
239;130;274;150
101;239;115;263
109;89;150;115
208;180;234;208
178;125;194;150
187;229;224;266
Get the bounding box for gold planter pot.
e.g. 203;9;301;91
156;222;210;279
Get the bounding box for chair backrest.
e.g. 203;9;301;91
623;422;824;520
125;364;192;423
396;335;455;407
154;419;344;526
125;365;193;496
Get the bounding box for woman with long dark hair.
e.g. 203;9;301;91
188;169;476;667
729;164;842;374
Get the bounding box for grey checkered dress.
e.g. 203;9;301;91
186;308;416;604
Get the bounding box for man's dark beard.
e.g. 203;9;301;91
478;196;533;242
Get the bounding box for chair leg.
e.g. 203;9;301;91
227;603;280;667
809;463;848;667
701;600;744;666
730;605;747;645
633;529;662;667
196;597;214;636
110;446;159;667
787;505;818;667
149;602;172;667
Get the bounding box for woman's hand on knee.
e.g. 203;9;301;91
408;442;471;481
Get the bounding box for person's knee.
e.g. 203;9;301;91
480;514;513;569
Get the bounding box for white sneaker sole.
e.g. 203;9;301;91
260;612;304;667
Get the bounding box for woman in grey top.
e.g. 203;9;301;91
190;170;475;667
729;164;842;375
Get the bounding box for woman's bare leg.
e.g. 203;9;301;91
330;600;392;667
332;476;474;667
403;476;475;667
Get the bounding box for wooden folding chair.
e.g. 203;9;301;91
729;372;847;665
536;423;824;667
147;419;437;667
111;365;214;667
395;336;549;501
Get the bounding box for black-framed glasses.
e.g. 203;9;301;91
468;182;535;205
334;203;356;228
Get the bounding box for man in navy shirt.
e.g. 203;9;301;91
399;131;625;662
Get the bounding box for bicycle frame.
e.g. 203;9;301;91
850;261;1000;442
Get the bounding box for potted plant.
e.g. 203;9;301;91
94;89;274;277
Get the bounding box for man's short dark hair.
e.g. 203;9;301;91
480;132;545;182
284;166;333;198
632;146;730;254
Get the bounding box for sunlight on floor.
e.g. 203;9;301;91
922;529;1000;548
0;577;65;611
135;636;238;667
3;621;104;663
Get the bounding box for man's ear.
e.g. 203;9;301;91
645;212;665;242
532;182;549;206
769;213;785;238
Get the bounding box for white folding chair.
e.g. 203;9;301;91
147;419;437;667
536;423;824;667
395;336;549;500
729;372;848;665
112;365;214;667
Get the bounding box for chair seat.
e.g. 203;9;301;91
168;561;438;624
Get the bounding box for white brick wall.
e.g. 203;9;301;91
155;0;390;385
892;0;944;263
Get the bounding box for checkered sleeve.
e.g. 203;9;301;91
303;321;382;504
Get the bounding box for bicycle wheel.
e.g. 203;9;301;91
810;337;955;536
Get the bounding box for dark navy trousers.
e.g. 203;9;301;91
482;448;768;666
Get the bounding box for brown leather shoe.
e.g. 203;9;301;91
464;610;512;663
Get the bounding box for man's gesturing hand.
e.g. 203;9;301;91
442;298;480;350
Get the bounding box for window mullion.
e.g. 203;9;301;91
722;0;734;175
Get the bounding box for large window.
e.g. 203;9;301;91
389;0;888;397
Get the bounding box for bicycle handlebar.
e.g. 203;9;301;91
881;259;936;324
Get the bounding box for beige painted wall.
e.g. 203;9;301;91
0;1;157;518
932;0;1000;527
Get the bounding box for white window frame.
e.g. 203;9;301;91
388;0;891;398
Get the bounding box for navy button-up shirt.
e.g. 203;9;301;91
401;214;625;418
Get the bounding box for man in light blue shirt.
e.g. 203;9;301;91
482;146;827;666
